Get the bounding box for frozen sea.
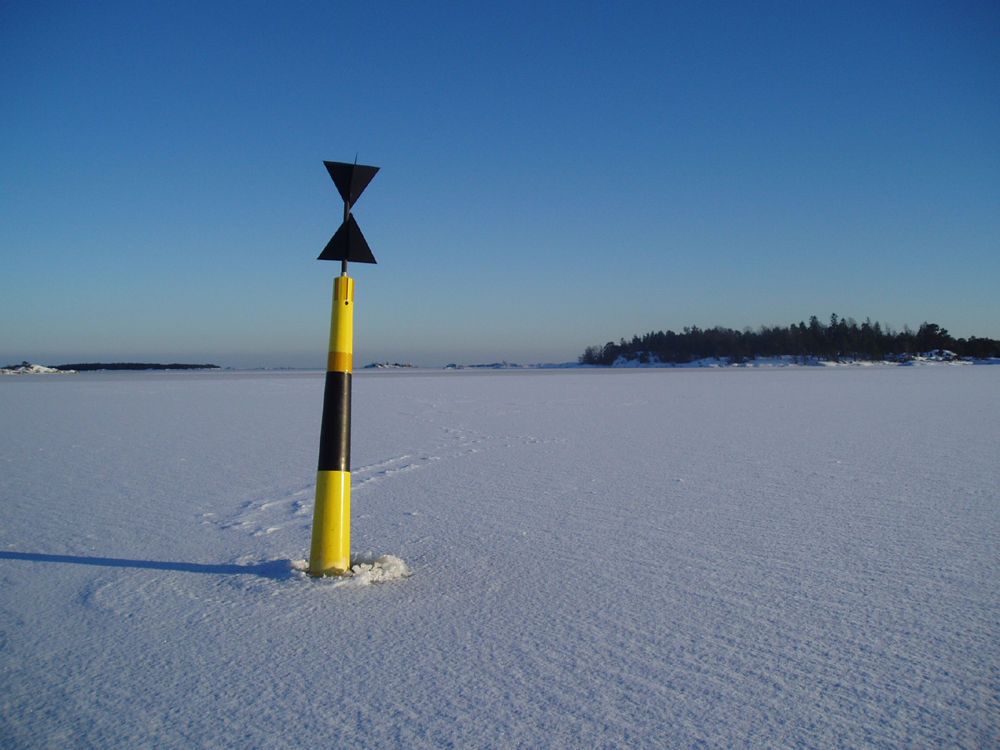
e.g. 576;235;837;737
1;366;997;748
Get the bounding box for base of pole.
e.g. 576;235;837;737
307;569;349;579
308;470;351;576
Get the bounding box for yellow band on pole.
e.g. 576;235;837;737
327;351;352;372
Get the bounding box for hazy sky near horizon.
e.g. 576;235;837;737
3;1;998;367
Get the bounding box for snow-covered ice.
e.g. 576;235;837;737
1;367;997;747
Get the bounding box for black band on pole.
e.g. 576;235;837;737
317;371;351;472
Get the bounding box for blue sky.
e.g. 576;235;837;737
2;1;997;367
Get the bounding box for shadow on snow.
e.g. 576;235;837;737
0;551;296;580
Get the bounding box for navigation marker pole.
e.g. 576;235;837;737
309;160;378;577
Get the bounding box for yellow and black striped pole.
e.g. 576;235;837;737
309;273;355;575
308;160;378;577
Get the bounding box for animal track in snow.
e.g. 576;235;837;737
351;426;560;490
216;484;313;537
215;426;560;538
351;454;440;489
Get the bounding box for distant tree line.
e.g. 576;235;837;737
579;315;1000;365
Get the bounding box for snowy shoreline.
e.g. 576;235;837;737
4;353;998;375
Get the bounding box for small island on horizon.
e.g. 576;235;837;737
2;361;220;374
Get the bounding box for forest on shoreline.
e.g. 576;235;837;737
579;315;1000;365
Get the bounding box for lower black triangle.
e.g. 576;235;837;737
318;214;377;263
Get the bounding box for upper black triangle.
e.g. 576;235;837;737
324;161;379;208
318;214;377;263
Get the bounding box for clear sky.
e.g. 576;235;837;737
2;1;998;368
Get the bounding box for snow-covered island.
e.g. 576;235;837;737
0;361;74;374
602;351;1000;368
446;352;1000;370
363;362;416;369
1;361;220;374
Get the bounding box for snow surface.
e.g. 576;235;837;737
1;367;997;748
